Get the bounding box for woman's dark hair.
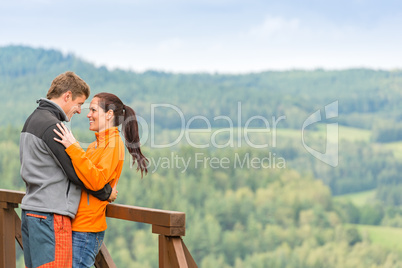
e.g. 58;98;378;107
94;92;148;177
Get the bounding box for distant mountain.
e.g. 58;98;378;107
1;45;402;131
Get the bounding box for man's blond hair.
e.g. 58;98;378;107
47;71;90;100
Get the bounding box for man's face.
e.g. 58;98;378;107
64;94;87;120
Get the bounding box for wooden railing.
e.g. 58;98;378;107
0;189;197;268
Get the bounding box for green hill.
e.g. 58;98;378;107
2;45;402;267
1;45;402;198
1;45;402;136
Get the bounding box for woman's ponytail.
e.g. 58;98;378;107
122;104;148;177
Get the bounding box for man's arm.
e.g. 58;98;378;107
42;124;112;201
64;142;120;191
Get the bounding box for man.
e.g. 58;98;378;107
20;71;113;268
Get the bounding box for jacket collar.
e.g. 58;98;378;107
95;127;119;147
37;98;69;122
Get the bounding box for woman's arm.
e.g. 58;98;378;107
54;123;122;191
47;123;112;200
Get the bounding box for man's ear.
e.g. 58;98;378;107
63;91;72;102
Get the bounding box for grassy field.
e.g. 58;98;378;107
337;190;402;254
383;141;402;160
311;124;371;142
333;190;377;206
350;224;402;253
151;125;372;148
149;125;402;163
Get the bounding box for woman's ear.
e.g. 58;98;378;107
107;110;114;120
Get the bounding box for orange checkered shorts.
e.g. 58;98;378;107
22;211;73;268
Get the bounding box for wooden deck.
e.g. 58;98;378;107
0;189;197;268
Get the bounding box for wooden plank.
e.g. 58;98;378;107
170;237;188;268
152;225;185;236
94;242;116;268
0;189;24;204
106;204;185;227
162;235;180;268
14;210;23;249
182;240;198;268
0;189;186;227
0;202;16;268
159;235;166;268
166;237;180;267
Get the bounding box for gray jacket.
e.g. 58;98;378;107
20;98;111;218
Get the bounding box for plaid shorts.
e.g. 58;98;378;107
21;210;73;268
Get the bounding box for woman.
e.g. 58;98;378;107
54;92;148;268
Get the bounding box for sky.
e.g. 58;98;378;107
1;0;402;73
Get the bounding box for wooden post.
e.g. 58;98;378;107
181;239;198;268
159;235;197;268
95;242;116;268
0;202;17;268
159;235;167;268
168;237;188;268
14;211;23;249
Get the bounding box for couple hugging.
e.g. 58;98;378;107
20;71;148;268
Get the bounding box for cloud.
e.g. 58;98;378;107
248;16;300;39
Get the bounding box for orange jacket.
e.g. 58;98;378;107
65;127;125;232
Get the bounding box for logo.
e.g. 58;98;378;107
301;101;338;167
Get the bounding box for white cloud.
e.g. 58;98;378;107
248;16;300;39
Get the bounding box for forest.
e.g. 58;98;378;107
1;45;402;267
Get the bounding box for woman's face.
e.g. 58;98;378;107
87;97;108;132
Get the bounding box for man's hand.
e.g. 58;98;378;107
108;186;118;203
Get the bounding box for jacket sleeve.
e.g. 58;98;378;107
42;124;112;201
65;142;120;191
